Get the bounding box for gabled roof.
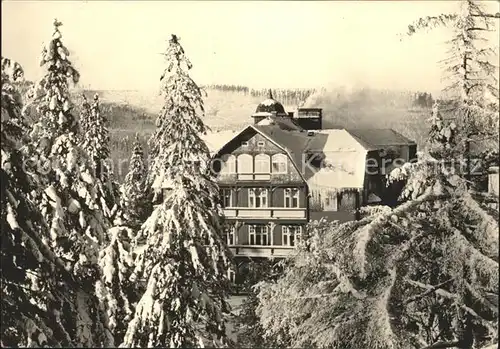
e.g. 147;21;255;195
254;125;314;180
201;129;240;155
256;116;304;131
214;124;309;183
346;128;416;147
307;129;377;152
154;123;417;191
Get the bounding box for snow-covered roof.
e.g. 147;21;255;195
347;128;416;147
201;130;239;155
306;129;369;190
311;129;374;152
257;117;274;126
252;111;274;117
260;98;279;107
255;97;287;115
307;151;367;190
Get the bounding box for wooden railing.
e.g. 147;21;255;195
223;207;307;220
219;172;289;181
228;244;296;258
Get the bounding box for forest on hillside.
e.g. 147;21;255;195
1;0;499;348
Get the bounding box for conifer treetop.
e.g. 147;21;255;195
1;57;26;147
82;93;110;164
406;0;499;148
28;19;81;140
149;34;211;186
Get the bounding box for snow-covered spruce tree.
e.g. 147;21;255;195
119;134;151;230
2;57;85;347
121;34;232;348
94;135;150;346
255;12;500;344
234;258;291;349
23;20;112;346
95;221;138;346
257;173;498;348
407;0;499;183
80;93;120;222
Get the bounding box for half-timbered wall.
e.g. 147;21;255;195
216;132;303;184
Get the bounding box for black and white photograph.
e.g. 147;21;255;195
1;1;499;348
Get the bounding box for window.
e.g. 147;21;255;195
249;188;268;208
255;154;270;173
223;225;235;246
272;154;287;174
241;141;249;147
220;188;232;208
324;193;338;211
282;225;302;247
220;154;236;174
249;225;269;246
237;154;253;174
284;188;300;208
257;141;265;147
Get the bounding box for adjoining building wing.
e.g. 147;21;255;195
346;128;416;147
304;129;373;212
346;128;418;175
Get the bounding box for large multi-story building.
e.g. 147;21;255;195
153;92;417;285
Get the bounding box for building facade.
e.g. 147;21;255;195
153;92;417;287
214;125;309;262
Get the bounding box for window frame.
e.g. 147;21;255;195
220;188;232;208
237;153;253;174
284;188;300;208
249;188;268;208
226;225;235;246
249;224;269;246
272;153;288;174
220;154;236;174
282;225;302;247
254;153;270;174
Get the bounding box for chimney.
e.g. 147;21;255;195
295;108;323;130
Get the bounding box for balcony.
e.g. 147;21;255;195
229;244;296;258
223;207;307;220
237;173;271;181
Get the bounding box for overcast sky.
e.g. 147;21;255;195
2;1;499;94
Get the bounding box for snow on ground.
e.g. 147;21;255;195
225;295;247;342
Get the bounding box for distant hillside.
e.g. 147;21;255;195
73;87;310;132
76;86;432;138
